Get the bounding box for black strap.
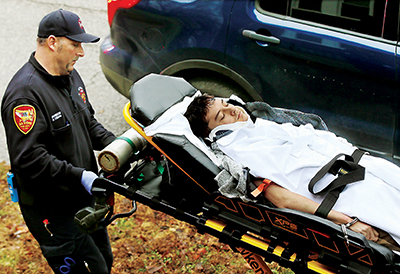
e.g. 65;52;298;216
308;149;366;218
351;148;365;164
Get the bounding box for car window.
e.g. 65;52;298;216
257;0;399;41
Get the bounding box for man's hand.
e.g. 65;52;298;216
81;170;98;195
349;221;379;242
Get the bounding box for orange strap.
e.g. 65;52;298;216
251;179;275;198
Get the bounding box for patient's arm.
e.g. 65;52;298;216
254;179;379;242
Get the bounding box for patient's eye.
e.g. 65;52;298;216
219;102;230;121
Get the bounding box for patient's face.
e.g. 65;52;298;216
205;98;248;130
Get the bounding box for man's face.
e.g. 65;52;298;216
205;98;248;130
55;37;84;75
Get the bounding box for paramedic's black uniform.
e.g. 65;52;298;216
1;52;115;273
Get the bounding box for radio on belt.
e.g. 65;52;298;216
7;171;19;203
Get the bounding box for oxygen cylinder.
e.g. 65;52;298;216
98;128;147;173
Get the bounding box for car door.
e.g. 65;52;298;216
226;0;400;163
395;40;400;161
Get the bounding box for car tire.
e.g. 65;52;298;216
185;75;253;102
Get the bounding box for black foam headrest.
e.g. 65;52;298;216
129;73;197;126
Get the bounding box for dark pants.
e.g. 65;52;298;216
20;204;113;274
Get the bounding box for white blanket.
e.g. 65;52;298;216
144;92;400;246
215;118;400;245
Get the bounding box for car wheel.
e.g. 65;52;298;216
185;75;253;102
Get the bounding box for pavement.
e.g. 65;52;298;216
0;0;131;164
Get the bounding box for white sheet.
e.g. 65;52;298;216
144;92;400;246
215;118;400;245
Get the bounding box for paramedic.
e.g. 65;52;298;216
184;94;400;251
1;9;115;273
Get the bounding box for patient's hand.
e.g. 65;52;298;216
349;221;379;242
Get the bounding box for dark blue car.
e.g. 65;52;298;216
100;0;400;164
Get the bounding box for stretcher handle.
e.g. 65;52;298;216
105;200;137;225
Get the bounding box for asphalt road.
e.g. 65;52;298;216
0;0;130;164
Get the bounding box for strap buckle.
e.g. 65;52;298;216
341;217;359;245
341;224;349;245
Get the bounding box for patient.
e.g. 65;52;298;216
184;94;400;251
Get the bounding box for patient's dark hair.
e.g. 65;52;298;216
184;94;215;138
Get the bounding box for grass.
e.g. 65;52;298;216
0;161;293;273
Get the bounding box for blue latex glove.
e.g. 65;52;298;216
81;170;98;195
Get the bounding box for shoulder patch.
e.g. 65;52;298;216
78;87;87;104
13;105;36;134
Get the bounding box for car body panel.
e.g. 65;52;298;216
100;0;400;163
101;0;236;97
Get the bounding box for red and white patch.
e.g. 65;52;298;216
13;105;36;134
78;87;87;104
78;18;84;30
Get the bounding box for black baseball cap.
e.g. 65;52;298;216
37;9;100;43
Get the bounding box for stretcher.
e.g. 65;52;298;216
76;74;400;274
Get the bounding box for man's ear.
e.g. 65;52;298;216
47;35;57;51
